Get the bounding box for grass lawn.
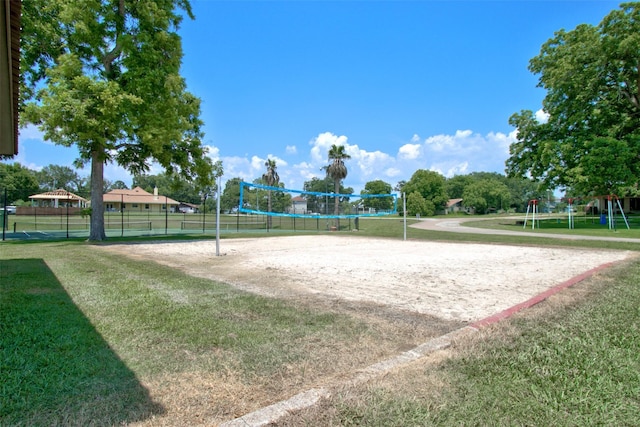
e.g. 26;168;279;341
2;219;640;425
463;214;640;239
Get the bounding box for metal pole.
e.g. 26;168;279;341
523;202;530;229
121;194;124;237
568;199;574;230
403;192;407;241
202;195;206;233
2;188;6;241
216;176;221;256
532;200;536;230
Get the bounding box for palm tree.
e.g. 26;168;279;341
325;144;351;228
262;158;279;228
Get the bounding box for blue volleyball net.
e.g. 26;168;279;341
238;181;398;218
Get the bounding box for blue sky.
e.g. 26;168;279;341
13;0;621;194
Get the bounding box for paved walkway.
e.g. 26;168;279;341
411;217;640;244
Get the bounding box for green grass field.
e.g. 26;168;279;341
2;218;639;425
464;213;640;238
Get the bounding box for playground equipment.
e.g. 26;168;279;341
604;195;630;230
567;198;575;229
523;199;540;230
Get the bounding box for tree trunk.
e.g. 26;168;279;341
89;151;107;241
267;189;272;229
334;179;340;228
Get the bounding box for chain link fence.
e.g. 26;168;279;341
1;188;354;241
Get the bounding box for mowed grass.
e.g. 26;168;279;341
463;214;640;239
2;219;640;425
0;242;389;425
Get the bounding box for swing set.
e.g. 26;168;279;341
601;194;630;230
523;195;630;230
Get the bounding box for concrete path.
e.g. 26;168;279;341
410;217;640;244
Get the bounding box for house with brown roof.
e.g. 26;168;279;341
103;187;179;213
289;196;307;214
444;198;464;214
20;188;88;215
29;189;88;208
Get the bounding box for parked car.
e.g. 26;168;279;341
5;205;16;214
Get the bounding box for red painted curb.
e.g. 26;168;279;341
470;261;616;329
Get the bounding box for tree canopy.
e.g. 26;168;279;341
506;3;640;197
361;179;394;211
462;178;511;214
303;176;353;215
21;0;214;240
402;170;448;216
35;165;86;194
0;163;40;204
220;177;242;213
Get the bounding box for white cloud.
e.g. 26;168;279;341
309;132;349;163
10;125;519;197
341;144;393;178
425;130;474;152
221;156;253;182
250;154;288;174
385;167;402;178
535;109;549;124
104;163;134;186
19;124;47;142
293;161;320;182
204;144;221;161
286;145;297;154
398;143;421;160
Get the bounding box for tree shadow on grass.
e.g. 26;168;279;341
0;258;164;425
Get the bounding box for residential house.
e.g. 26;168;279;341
178;202;199;214
289;196;307;214
444;198;464;214
586;195;640;214
103;187;179;213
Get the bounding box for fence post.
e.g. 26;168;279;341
2;188;6;241
121;194;124;237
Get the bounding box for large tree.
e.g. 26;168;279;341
325;144;351;225
361;179;393;211
36;164;86;194
0;163;39;204
220;177;242;213
462;178;511;214
402;169;448;215
303;176;352;215
506;3;640;196
21;0;214;241
262;158;279;228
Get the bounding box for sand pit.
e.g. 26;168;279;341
102;235;631;322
